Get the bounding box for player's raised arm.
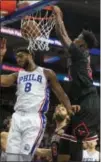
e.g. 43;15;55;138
53;6;98;68
53;6;72;50
1;73;18;87
17;0;30;9
35;148;51;157
0;37;7;64
0;37;18;87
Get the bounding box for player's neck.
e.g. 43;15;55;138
87;148;96;153
56;119;66;129
25;61;37;72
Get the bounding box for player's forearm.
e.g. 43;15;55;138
57;91;74;116
0;73;17;87
1;75;7;87
55;90;71;112
17;0;30;9
55;14;72;50
35;148;51;157
60;94;71;112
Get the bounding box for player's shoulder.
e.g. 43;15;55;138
36;66;53;76
9;72;18;81
95;151;100;160
95;150;100;155
83;150;87;154
43;67;55;74
36;66;52;74
38;66;56;81
43;68;56;79
12;72;18;77
8;72;18;78
38;66;51;71
17;69;27;76
69;43;81;54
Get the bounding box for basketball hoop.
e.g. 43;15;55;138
21;6;55;51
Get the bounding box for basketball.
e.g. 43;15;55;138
21;17;41;40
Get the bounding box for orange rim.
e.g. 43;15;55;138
44;6;53;11
22;6;53;21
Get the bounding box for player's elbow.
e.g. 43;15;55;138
1;77;11;87
1;79;8;87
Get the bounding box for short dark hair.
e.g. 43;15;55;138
15;47;31;55
82;29;98;49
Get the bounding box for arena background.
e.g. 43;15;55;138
0;0;100;145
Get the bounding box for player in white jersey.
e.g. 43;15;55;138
83;149;99;161
0;38;80;162
0;105;70;162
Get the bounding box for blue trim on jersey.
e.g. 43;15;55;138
30;86;50;155
41;85;50;113
30;114;45;155
41;113;47;129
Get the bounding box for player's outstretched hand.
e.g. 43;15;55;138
67;105;80;116
71;105;80;114
68;105;80;116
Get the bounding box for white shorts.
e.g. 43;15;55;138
6;111;46;156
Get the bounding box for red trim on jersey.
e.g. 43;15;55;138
85;135;98;142
61;133;77;142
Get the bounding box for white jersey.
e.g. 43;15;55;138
82;150;100;161
1;151;6;161
14;67;50;113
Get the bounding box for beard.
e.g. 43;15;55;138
24;60;29;69
23;60;29;69
53;113;67;122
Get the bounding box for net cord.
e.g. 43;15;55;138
0;0;59;26
25;10;55;51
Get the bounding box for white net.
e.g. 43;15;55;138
21;7;55;51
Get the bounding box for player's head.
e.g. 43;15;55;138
15;47;35;68
86;140;98;149
74;29;98;50
53;104;70;122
